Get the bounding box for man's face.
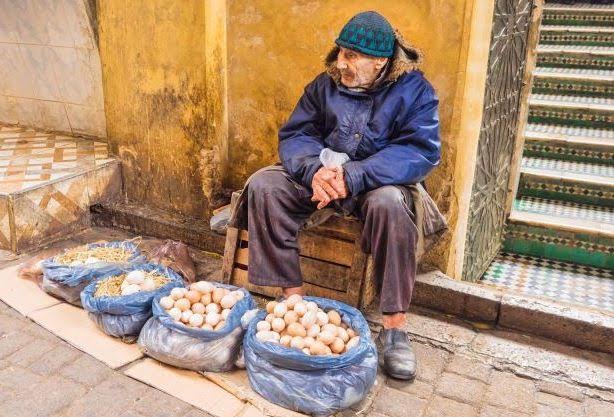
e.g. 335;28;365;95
336;47;388;88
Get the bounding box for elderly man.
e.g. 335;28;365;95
244;11;445;380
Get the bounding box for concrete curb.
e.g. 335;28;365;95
412;271;614;354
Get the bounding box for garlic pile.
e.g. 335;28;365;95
93;269;170;297
159;282;244;331
255;295;360;356
120;270;158;295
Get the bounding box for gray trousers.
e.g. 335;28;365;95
247;169;418;313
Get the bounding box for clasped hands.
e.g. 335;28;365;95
311;166;348;209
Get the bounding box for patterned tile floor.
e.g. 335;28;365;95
0;125;112;194
525;122;614;139
481;252;614;312
513;196;613;224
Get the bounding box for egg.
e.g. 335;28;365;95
206;312;220;326
232;290;245;301
192;281;214;293
175;298;191;312
266;301;277;314
212;287;226;303
302;348;311;355
300;311;317;328
346;336;360;351
201;323;214;331
140;278;156;292
280;335;292;347
331;337;345;354
317;330;335;346
322;324;338;334
256;331;278;342
220;294;237;309
337;327;349;343
205;303;220;314
200;293;212;305
316;311;329;326
293;302;307;317
290;336;305;350
265;313;275;323
309;340;328;355
273;302;288;318
323;346;332;355
327;310;342;326
189;313;204;327
257;320;271;332
191;302;206;315
271;317;286;333
303;336;315;348
170;287;186;300
185;290;202;304
286;322;306;337
306;301;319;312
121;284;141;296
126;270;146;284
160;296;175;310
168;307;181;321
180;310;193;323
221;308;231;320
306;324;320;338
347;329;356;339
286;294;303;309
284;310;298;325
214;320;226;331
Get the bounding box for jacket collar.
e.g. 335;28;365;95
325;29;423;88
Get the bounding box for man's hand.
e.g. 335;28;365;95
311;166;348;209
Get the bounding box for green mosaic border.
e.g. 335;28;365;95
517;177;614;207
528;107;613;129
523;141;614;165
532;78;614;98
537;54;614;70
542;13;614;28
540;32;614;47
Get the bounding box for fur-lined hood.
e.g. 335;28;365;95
325;29;423;86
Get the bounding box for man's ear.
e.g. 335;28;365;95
375;57;388;70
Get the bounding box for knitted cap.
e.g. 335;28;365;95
335;11;395;58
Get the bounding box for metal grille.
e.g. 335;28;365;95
462;0;535;282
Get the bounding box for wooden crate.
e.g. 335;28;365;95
221;215;377;308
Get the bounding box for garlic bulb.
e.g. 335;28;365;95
140;277;156;292
121;284;140;296
126;270;146;284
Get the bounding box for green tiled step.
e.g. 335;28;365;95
543;2;614;27
532;67;614;98
536;45;614;70
504;199;613;269
524;123;613;165
540;25;614;47
527;94;614;129
518;156;614;206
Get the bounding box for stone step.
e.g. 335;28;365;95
504;197;613;269
517;156;613;207
536;44;614;70
532;67;614;98
527;93;614;129
540;25;614;47
543;2;614;28
524;123;613;164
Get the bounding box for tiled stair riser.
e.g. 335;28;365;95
503;223;613;269
542;12;614;28
528;106;613;129
537;53;613;70
523;139;614;165
532;78;613;98
517;174;613;207
540;31;614;47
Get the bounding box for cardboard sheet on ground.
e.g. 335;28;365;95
202;370;307;417
28;303;143;368
124;359;246;417
0;264;61;315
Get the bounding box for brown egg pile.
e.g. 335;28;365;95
159;281;244;330
255;295;360;356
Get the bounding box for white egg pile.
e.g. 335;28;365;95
159;281;244;331
255;295;360;356
120;270;158;296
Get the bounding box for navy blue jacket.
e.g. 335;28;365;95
278;51;440;197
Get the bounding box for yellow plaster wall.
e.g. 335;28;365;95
97;1;225;218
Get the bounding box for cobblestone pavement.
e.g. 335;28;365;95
0;228;612;417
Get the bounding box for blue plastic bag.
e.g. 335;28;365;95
41;240;145;306
80;263;183;340
243;296;378;416
138;282;256;372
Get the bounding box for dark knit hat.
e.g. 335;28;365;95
335;11;395;58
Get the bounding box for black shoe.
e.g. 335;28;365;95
378;328;417;380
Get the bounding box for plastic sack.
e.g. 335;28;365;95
210;205;231;235
41;240;145;306
320;148;350;169
137;282;256;372
80;263;183;339
148;240;196;284
244;296;378;416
